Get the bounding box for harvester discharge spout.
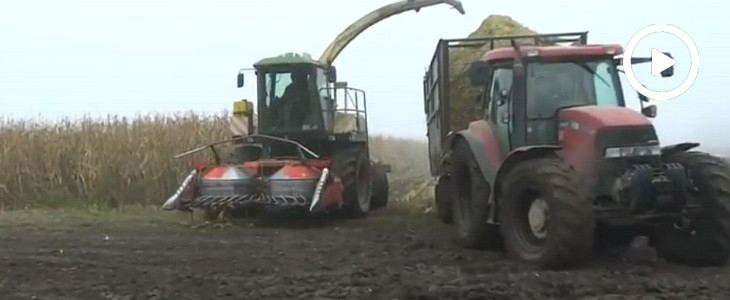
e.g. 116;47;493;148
317;0;465;67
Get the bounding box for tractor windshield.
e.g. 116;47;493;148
526;58;622;119
259;68;321;131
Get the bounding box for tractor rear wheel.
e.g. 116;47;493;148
370;162;389;210
332;147;372;218
649;151;730;267
450;138;502;250
499;156;594;270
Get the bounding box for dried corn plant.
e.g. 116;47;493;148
0;112;432;211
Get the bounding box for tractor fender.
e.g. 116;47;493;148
447;130;500;186
490;145;561;221
661;142;700;157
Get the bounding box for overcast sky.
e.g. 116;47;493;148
1;0;728;150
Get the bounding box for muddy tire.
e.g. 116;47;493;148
450;138;502;250
499;156;594;270
332;147;372;218
435;174;453;224
370;163;389;210
650;151;730;267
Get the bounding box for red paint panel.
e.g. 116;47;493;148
203;167;227;179
241;159;331;175
466;120;506;166
560;106;651;129
281;165;319;179
557;125;597;175
321;177;344;210
556;106;651;175
482;44;623;61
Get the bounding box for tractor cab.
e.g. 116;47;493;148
236;53;369;158
467;33;671;150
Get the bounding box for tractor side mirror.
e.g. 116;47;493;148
469;61;489;86
326;66;337;83
641;104;657;118
661;52;674;77
637;92;648;102
237;72;245;88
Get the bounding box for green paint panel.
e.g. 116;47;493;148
254;53;323;68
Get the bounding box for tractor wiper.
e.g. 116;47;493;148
574;62;610;88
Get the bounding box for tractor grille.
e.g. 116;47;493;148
595;125;658;149
593;125;661;195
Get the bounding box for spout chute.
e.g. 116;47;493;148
317;0;466;67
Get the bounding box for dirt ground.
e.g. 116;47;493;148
1;212;729;300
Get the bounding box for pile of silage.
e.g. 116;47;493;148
447;15;540;132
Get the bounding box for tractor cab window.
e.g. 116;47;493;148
316;67;333;130
526;58;621;119
488;66;514;154
261;69;320;131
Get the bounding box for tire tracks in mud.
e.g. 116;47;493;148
1;216;730;299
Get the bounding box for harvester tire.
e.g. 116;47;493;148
650;151;730;267
450;138;502;250
370;163;389;210
435;173;453;224
332;147;372;218
499;156;594;270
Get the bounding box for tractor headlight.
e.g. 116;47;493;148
604;145;661;158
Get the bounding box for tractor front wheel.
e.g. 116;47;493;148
332;147;372;218
499;156;594;270
450;138;502;250
649;151;730;267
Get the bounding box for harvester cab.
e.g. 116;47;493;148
234;53;369;159
162;0;465;220
425;31;730;270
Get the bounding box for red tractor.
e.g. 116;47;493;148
423;32;730;270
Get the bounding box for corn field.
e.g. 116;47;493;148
0;113;432;211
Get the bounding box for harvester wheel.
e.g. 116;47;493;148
370;163;389;210
332;147;372;218
434;173;453;224
499;156;594;270
450;138;502;250
650;151;730;267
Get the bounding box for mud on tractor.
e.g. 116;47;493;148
424;32;730;269
161;0;465;219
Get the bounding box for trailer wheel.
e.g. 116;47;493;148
333;147;372;218
650;151;730;267
450;138;502;250
499;156;594;270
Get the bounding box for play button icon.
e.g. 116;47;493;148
623;24;700;100
650;49;676;76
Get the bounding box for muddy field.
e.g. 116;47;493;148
1;213;729;300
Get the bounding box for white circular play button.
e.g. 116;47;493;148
622;24;700;101
650;49;676;77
